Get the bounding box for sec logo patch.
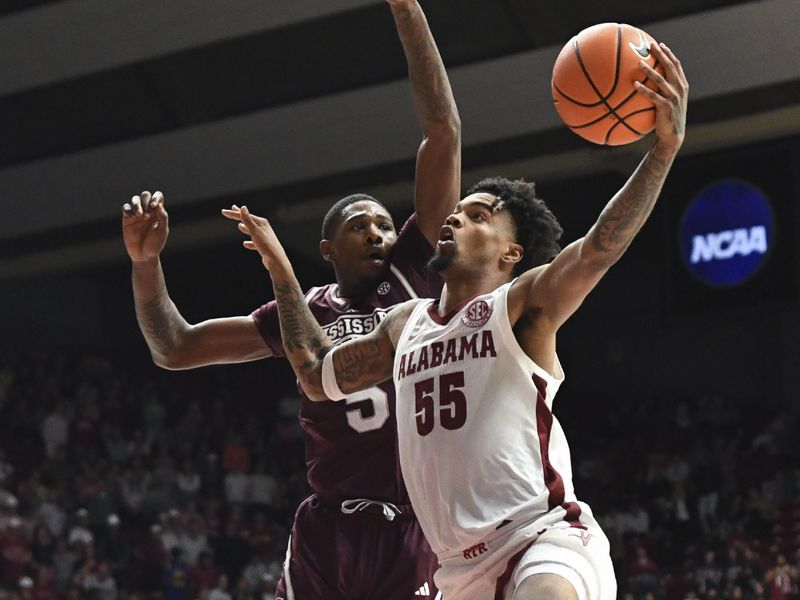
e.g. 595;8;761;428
462;300;491;327
377;282;391;295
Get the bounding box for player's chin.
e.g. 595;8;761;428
427;251;454;273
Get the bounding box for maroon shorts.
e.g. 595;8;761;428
274;494;439;599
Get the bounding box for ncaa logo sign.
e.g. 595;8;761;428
679;179;774;288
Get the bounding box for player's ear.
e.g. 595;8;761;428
501;243;523;267
320;239;333;263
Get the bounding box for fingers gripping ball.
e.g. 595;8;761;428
552;23;665;145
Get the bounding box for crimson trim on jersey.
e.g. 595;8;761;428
532;374;586;530
426;292;483;325
494;541;535;600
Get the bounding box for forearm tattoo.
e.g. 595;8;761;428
137;286;187;359
393;4;457;126
273;282;326;355
589;149;672;256
333;340;392;389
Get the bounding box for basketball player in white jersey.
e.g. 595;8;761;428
227;41;687;599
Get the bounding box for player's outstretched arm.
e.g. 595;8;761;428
511;42;688;331
224;205;410;401
388;0;461;246
123;191;271;370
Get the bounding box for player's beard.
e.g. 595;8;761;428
428;249;454;272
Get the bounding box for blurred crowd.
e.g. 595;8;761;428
0;351;798;600
564;391;800;599
0;351;308;600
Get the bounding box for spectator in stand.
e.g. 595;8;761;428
223;468;248;506
36;489;65;539
189;550;218;598
51;539;79;594
131;524;167;592
241;550;280;595
31;565;58;600
67;509;93;548
208;574;232;600
695;550;724;597
256;573;276;600
628;544;662;600
1;517;32;586
765;553;798;600
213;522;251;584
177;518;208;566
163;547;190;600
120;463;148;516
247;513;273;559
79;562;117;600
18;576;34;600
222;433;250;475
176;461;202;501
40;403;69;460
246;462;276;511
98;515;129;585
30;524;55;567
233;575;250;600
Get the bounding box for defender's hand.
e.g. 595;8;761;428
122;191;169;263
221;205;289;271
635;42;688;154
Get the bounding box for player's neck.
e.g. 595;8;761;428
336;274;381;304
438;273;508;315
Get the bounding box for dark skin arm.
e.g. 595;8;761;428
122;191;270;370
508;42;689;373
388;0;461;246
222;206;413;400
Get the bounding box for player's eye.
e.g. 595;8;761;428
379;223;393;231
471;212;486;222
353;223;364;230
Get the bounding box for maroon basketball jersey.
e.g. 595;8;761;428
252;214;441;502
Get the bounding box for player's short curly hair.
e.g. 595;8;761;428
321;194;389;240
466;177;563;276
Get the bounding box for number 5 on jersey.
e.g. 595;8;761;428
415;371;467;436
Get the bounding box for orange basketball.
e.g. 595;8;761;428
552;23;664;146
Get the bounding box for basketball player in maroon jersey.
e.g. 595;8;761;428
122;1;458;598
227;42;688;599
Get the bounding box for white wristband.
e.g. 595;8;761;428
321;349;346;401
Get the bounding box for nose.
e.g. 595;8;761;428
445;213;462;227
366;224;383;245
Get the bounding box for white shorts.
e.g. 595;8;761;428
433;503;616;600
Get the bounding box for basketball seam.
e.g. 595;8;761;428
568;25;660;143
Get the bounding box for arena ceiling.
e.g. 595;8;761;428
2;0;800;278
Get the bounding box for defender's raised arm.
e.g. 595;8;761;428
388;0;461;245
123;191;270;370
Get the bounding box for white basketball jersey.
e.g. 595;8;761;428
394;282;584;557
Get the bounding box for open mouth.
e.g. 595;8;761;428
366;251;386;264
437;226;456;250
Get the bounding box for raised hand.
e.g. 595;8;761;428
122;191;169;263
635;42;689;153
221;205;289;271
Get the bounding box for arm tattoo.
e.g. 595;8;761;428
138;289;184;356
333;340;392;389
392;4;457;127
589;148;673;257
270;274;335;397
273;282;326;355
132;264;189;362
